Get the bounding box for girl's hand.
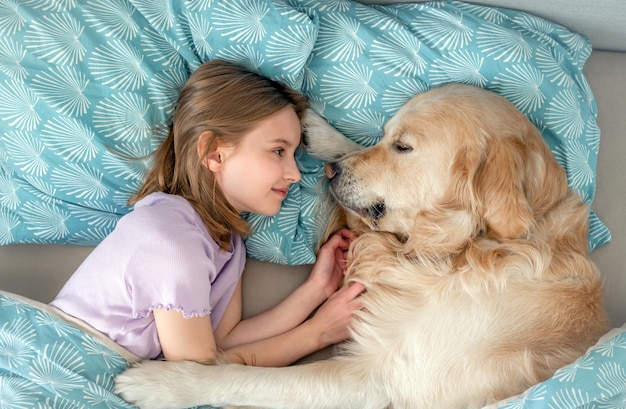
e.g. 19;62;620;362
309;282;365;347
308;229;357;299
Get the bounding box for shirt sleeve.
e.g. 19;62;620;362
124;224;219;320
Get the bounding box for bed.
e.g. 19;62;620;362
1;0;625;407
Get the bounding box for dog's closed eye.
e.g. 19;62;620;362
394;142;413;152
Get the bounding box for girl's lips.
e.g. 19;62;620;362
273;188;289;198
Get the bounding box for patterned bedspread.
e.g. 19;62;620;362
1;291;624;408
0;292;134;408
0;0;612;264
0;0;624;407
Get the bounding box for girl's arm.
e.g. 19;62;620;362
222;281;364;366
213;276;328;351
153;309;218;364
214;229;356;351
154;281;363;367
154;229;363;366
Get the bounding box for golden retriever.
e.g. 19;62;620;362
115;84;608;409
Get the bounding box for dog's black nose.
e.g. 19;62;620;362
367;202;386;220
324;163;342;180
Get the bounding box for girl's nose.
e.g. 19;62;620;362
286;158;301;183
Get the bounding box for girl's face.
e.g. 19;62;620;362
209;107;302;216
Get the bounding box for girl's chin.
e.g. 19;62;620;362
238;197;284;217
247;205;282;217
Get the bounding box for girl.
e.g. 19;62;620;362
51;60;364;367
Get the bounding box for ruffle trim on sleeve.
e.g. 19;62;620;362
138;304;212;320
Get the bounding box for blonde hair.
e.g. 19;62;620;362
131;60;308;250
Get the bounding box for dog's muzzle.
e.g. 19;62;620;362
325;163;386;222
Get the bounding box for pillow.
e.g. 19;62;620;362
245;0;611;263
0;0;317;252
0;0;611;265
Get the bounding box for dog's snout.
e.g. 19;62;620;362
324;163;341;180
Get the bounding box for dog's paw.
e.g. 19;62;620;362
115;360;197;409
302;108;363;162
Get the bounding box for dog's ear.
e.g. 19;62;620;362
302;108;364;162
474;136;534;239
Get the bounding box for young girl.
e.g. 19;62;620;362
51;60;364;367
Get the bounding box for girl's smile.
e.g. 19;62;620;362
272;187;290;199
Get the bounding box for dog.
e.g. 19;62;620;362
115;84;609;409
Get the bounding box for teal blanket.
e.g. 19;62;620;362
0;0;611;264
1;292;625;408
0;293;132;407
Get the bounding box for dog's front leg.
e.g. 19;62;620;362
115;359;388;409
302;108;364;162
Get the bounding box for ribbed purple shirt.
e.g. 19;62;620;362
51;192;246;359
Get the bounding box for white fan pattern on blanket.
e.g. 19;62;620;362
0;0;611;265
0;291;625;407
0;1;623;405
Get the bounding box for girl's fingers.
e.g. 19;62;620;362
341;282;366;300
338;228;357;240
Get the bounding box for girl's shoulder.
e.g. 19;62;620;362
133;192;194;213
124;193;200;230
117;192;244;258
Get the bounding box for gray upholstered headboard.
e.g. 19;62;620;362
358;0;626;52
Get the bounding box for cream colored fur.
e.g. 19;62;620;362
115;84;608;409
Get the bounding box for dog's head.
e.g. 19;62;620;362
327;84;569;252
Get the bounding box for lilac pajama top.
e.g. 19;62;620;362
51;192;246;359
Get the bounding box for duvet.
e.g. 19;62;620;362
1;291;625;408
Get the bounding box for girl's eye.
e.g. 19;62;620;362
273;148;285;157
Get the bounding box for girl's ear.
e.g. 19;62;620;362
205;149;223;172
197;131;221;171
